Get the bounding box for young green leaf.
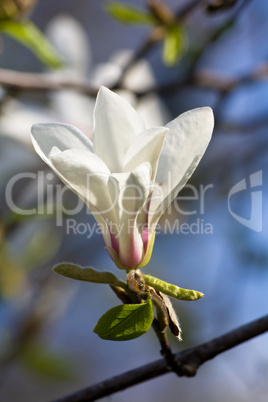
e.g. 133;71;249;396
94;299;154;341
144;275;204;301
162;24;186;67
0;20;62;68
106;2;155;25
53;263;124;287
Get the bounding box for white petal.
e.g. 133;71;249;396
31;123;93;167
109;162;152;224
48;148;119;226
49;146;61;158
93;86;146;172
123;126;168;180
151;107;214;224
108;162;152;268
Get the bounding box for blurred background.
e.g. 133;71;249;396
0;0;268;401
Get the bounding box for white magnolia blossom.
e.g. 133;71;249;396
31;87;214;269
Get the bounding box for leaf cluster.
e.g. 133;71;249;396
0;0;62;68
53;263;203;341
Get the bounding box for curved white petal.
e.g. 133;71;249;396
48;148;119;226
150;107;214;225
31;123;93;163
123;126;168;180
150;156;201;227
93;86;146;172
30;87;214;271
108;162;152;268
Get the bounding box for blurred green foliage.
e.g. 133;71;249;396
0;219;61;298
0;0;36;21
19;341;76;381
106;1;187;67
0;0;62;68
163;24;186;66
106;2;155;25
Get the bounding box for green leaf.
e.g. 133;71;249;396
0;20;62;68
162;24;186;66
106;2;155;25
94;299;154;341
144;275;204;301
53;263;125;287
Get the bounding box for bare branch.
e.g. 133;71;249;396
0;69;98;96
0;2;205;96
1;61;267;98
0;0;256;101
52;314;268;402
175;0;204;20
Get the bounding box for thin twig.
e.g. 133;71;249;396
52;314;268;402
175;0;204;20
215;117;268;134
152;319;183;375
111;0;204;89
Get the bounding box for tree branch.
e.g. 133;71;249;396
1;62;267;98
0;1;256;100
111;0;204;89
0;69;99;95
52;314;268;402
